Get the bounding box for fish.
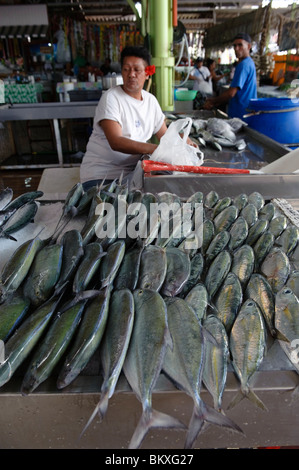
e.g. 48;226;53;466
75;186;99;216
233;193;248;212
228;298;267;411
206;117;237;142
23;243;64;306
184;282;209;323
214;272;243;333
113;244;143;290
212;197;232;219
0;208;16;228
253;231;275;270
98;240;125;288
80;192;103;245
81;289;134;435
163;296;243;449
179;252;204;296
137;245;167;291
248;191;264;211
202;314;230;412
95;194;128;249
276;225;299;256
0;293;31;342
205;231;230;265
3;190;43;212
0;295;61;388
258;202;275;222
0;187;13;211
123;289;186;449
55;229;84;293
228;216;248;251
201;218;215;255
245;273;276;337
275;286;299;344
260;247;290;294
204;190;219;209
213;205;238;234
160;247;191;297
21;297;87;395
72;242;106;294
268;215;287;238
0;235;45;303
241;203;258;227
246;219;269;246
1;201;38;238
204;250;232;300
286;270;299;299
203;189;220;209
62;182;84;218
231;244;255;288
56;286;111;389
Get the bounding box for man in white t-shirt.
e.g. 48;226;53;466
80;47;168;189
189;57;213;97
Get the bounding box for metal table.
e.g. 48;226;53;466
0;191;299;449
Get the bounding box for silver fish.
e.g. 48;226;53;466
260;247;290;293
160;247;190;297
205;250;232;300
163;296;242;449
137;245;167;291
184;282;209;323
203;315;229;412
286;270;299;299
228;216;248;251
229;299;267;411
214;272;243;333
81;289;134;435
231;244;255;288
123;289;186;449
245;273;276;337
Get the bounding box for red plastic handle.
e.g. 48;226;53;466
142;160;251;175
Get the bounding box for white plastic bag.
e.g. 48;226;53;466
151;117;204;167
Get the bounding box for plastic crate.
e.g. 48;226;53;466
68;89;102;102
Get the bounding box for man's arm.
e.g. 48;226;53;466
204;86;238;110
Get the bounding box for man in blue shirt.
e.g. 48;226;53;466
204;33;257;119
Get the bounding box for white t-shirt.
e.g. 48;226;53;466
80;86;165;182
190;66;213;95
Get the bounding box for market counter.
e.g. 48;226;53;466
0;184;299;449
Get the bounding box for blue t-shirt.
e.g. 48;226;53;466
228;56;257;119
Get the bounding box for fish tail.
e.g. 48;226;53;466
128;408;186;450
228;385;268;411
185;400;243;449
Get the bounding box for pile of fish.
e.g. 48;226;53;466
165;114;248;151
0;188;43;241
0;179;299;449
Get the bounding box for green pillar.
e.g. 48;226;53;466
149;0;174;111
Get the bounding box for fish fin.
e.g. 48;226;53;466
275;330;290;342
79;392;109;439
228;386;268;412
1;230;17;241
185;400;244;449
128;408;186;449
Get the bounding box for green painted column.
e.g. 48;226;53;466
149;0;174;111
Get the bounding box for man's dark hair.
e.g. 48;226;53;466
120;46;151;67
